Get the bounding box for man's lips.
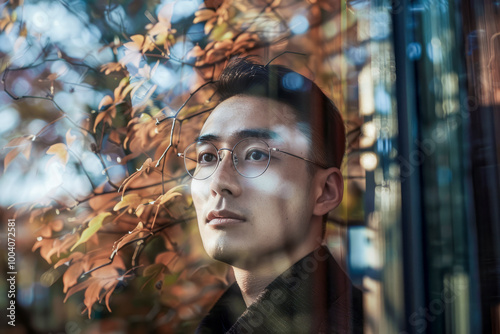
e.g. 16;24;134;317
206;210;246;226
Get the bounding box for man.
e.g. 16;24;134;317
179;57;363;333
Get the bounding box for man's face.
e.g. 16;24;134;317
190;95;319;268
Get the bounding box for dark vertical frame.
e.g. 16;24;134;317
460;1;500;332
391;2;426;333
391;0;482;332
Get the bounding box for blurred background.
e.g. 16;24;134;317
0;0;499;333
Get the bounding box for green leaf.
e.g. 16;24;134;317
163;273;179;286
143;263;166;277
70;212;112;251
210;22;229;41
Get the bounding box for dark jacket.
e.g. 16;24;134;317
196;246;363;333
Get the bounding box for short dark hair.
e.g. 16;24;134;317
215;57;346;170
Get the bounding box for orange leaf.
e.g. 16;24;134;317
64;256;128;318
98;95;114;111
46;143;69;165
187;45;205;58
193;8;215;23
93;111;111;132
3;135;35;148
55;252;85;293
32;238;55;263
4;148;20;172
155;251;180;272
111;221;150;256
54;252;85;269
100;62;123;75
66;129;76;147
45;234;79;261
3;135;34;171
123;35;142;52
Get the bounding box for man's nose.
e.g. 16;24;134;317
209;150;241;197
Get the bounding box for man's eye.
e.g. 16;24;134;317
245;149;268;162
198;152;217;164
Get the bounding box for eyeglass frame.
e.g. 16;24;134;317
177;137;329;180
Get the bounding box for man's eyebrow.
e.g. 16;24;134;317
195;134;220;142
194;129;281;143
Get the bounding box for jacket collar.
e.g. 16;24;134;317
196;246;355;333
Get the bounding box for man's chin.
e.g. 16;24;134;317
204;242;253;267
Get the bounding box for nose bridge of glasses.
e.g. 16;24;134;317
215;147;237;171
217;147;233;161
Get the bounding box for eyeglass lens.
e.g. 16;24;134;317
183;138;271;179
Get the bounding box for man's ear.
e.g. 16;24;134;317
313;167;344;216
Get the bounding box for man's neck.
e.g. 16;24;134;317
232;241;322;306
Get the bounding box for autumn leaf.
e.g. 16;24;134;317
155;251;179;269
94;78;132;132
157;185;188;205
88;191;120;213
35;234;79;264
37;219;64;238
98;95;114;111
0;8;15;34
46;143;69;168
193;8;216;24
113;194;152;212
187;45;205;58
32;238;57;263
118;158;162;196
121;35;155;69
111;221;151;257
71;212;112;251
64;257;129;318
100;62;124;75
142;262;168;290
4;148;22;171
54;252;85;293
66;129;76;147
3;135;34;171
147;3;174;37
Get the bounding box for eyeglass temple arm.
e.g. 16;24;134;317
271;148;329;169
177;152;199;164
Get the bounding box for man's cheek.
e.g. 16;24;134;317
190;181;206;208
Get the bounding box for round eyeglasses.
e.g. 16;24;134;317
177;138;328;180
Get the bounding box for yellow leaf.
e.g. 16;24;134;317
46;143;68;165
157;184;191;206
130;34;144;45
113;194;151;211
210;22;229;41
70;212;112;251
66;129;76;147
158;192;182;205
135;203;147;217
